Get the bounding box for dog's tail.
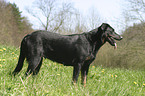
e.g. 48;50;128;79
12;35;29;76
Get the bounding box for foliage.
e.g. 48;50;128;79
0;45;145;95
8;3;27;32
0;0;33;46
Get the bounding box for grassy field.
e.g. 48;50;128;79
0;45;145;96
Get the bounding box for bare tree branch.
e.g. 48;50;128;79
124;0;145;23
26;0;76;33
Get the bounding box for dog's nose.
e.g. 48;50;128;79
120;36;123;39
120;36;123;40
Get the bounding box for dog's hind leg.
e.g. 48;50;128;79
72;64;81;85
25;56;42;76
33;57;43;75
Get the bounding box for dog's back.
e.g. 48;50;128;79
21;31;84;65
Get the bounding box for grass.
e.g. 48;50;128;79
0;45;145;96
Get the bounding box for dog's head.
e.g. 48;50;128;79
100;23;123;49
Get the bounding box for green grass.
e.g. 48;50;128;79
0;45;145;96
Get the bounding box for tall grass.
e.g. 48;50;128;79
0;45;145;95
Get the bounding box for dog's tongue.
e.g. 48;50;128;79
114;43;117;49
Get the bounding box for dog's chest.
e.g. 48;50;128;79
83;44;96;61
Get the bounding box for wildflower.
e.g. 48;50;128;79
101;69;105;73
13;57;17;60
111;75;113;77
57;74;60;76
143;83;145;86
92;66;95;68
54;62;57;65
0;49;3;52
0;64;2;67
0;59;6;62
11;52;15;55
134;82;137;85
115;75;117;77
3;48;6;51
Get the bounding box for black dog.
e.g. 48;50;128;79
13;23;122;87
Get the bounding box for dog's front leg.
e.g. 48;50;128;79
81;64;90;87
72;64;81;85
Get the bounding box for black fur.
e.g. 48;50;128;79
12;23;122;86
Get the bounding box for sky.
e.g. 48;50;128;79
6;0;125;33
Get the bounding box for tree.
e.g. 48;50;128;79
87;7;102;29
72;7;103;34
0;1;33;46
8;3;24;31
124;0;145;23
27;0;76;32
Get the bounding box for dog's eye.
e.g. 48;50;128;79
107;30;112;34
110;31;113;34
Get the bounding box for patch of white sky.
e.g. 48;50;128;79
71;0;124;33
7;0;125;33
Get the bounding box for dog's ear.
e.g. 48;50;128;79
100;23;108;31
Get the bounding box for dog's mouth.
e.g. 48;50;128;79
107;37;117;49
107;36;122;49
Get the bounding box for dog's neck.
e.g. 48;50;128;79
88;27;105;44
86;28;106;53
